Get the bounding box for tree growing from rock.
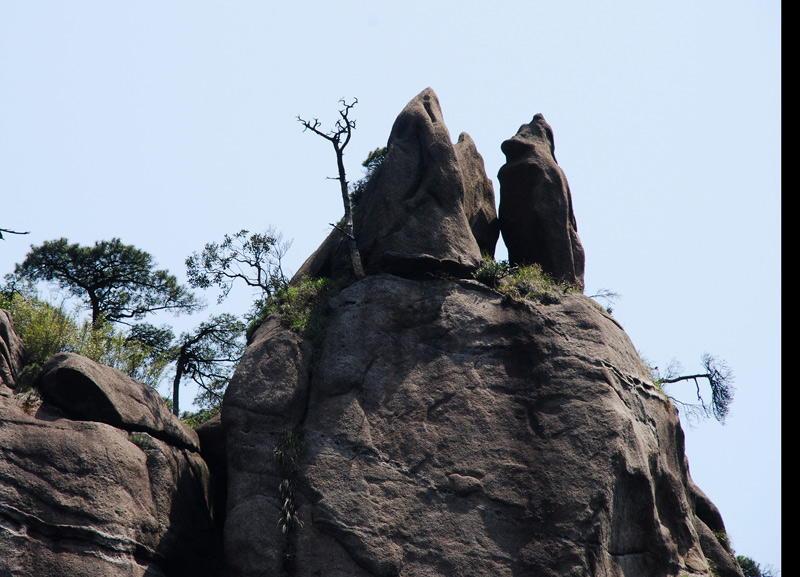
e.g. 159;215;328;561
653;353;735;423
169;314;245;416
736;555;779;577
185;228;290;317
297;98;365;279
14;238;201;328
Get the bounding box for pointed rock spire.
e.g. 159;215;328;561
455;132;500;258
354;88;484;276
498;113;585;289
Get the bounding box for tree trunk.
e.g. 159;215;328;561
336;147;365;279
172;359;185;416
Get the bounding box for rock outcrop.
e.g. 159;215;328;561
222;92;742;576
498;113;586;289
223;275;742;576
1;90;744;577
353;88;486;277
0;349;223;577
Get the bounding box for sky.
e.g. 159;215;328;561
0;1;780;571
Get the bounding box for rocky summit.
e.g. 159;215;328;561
0;88;743;576
222;89;741;576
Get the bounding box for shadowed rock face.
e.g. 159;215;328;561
0;348;223;577
454;132;500;257
223;275;742;577
498;113;586;289
354;88;484;277
0;309;24;392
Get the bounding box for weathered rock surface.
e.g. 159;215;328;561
498;113;586;288
40;352;199;451
354;88;484;277
223;274;742;576
0;309;24;392
0;345;222;577
291;226;352;284
454;132;500;257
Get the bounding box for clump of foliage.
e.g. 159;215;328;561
248;276;341;341
274;431;306;573
1;285;76;386
128;432;152;450
472;256;576;304
180;406;221;428
502;263;577;303
13;238;201;327
736;555;779;577
472;256;512;288
186;228;290;320
0;284;172;389
349;146;388;212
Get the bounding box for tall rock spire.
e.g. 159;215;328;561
498;113;586;289
354;88;484;276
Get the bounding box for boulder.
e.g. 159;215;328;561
223;274;742;576
454;132;500;257
39;352;199;451
498;113;586;289
0;352;222;577
354;88;483;277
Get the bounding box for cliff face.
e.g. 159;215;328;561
224;276;740;577
222;89;742;576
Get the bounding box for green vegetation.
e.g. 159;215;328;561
473;256;578;304
185;228;290;319
349;146;387;212
2;235;255;416
248;276;341;342
13;238;201;327
274;431;306;574
128;432;152;450
0;285;172;389
179;406;220;428
736;555;779;577
472;256;512;289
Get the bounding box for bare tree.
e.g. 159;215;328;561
297;98;365;279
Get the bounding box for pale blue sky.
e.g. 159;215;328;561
1;1;780;571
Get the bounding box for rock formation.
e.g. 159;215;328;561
0;89;745;577
498;113;586;289
0;309;24;393
221;92;742;576
454;132;500;257
353;88;486;277
223;276;742;577
0;348;224;577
